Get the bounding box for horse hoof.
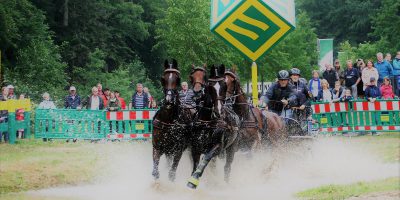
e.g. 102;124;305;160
187;177;199;189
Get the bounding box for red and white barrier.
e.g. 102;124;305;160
319;126;352;132
106;133;151;140
106;110;157;121
312;102;349;114
352;101;400;111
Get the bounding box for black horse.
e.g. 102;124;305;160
187;64;240;189
152;59;189;182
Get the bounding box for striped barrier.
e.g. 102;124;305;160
106;109;157;140
312;99;400;134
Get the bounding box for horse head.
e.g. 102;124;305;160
189;64;208;103
209;64;227;116
161;59;181;106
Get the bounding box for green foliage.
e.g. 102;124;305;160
0;0;67;102
297;0;382;46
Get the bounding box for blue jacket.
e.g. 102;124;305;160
364;85;381;99
64;95;81;109
393;58;400;76
375;60;393;81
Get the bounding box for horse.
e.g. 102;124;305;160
187;64;240;189
224;68;286;147
152;59;188;182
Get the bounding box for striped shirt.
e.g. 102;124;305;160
134;93;145;109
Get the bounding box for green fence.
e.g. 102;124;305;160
312;99;400;134
34;109;158;140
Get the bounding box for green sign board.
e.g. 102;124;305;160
211;0;296;61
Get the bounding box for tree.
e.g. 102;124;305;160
0;0;67;101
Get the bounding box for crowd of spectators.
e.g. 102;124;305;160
313;51;399;103
60;82;158;111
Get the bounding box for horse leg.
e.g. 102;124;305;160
224;142;237;183
168;148;184;182
191;148;201;175
152;147;162;180
187;144;221;189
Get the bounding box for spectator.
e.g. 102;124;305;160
323;63;339;89
334;59;345;85
0;87;9;101
393;51;400;96
64;86;81;109
19;94;25;100
38;92;56;109
317;79;333;102
144;87;153;108
308;70;321;101
0;109;8;143
365;77;381;102
97;83;105;97
16;108;24;139
375;52;393;85
83;87;104;110
340;89;354;102
106;92;121;111
179;82;195;106
102;88;110;106
6;85;16;99
150;100;158;109
332;81;345;102
355;59;366;98
362;60;379;91
344;60;361;99
380;77;395;99
385;53;392;64
130;83;149;109
115;91;126;110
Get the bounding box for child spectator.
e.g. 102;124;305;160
365;77;381;102
340;89;354;102
150;100;158;109
106;92;121;111
317;79;333;102
380;77;395;99
16;108;24;139
332;81;345;102
309;70;321;101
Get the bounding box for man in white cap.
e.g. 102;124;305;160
64;86;81;109
6;85;16;99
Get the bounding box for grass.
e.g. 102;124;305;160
0;139;103;195
297;132;400;199
296;177;400;200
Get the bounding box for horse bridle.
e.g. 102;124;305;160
190;67;207;103
224;72;243;105
162;68;181;107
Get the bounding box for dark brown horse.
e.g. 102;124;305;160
152;59;187;181
186;64;240;189
224;69;286;148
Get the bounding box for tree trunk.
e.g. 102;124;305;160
63;0;69;27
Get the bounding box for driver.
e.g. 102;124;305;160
289;68;312;122
262;70;297;118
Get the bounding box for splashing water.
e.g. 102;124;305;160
23;137;399;200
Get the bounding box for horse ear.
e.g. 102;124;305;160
160;77;166;87
172;59;178;69
219;64;226;76
192;64;195;71
203;63;207;70
164;60;169;69
210;64;216;78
